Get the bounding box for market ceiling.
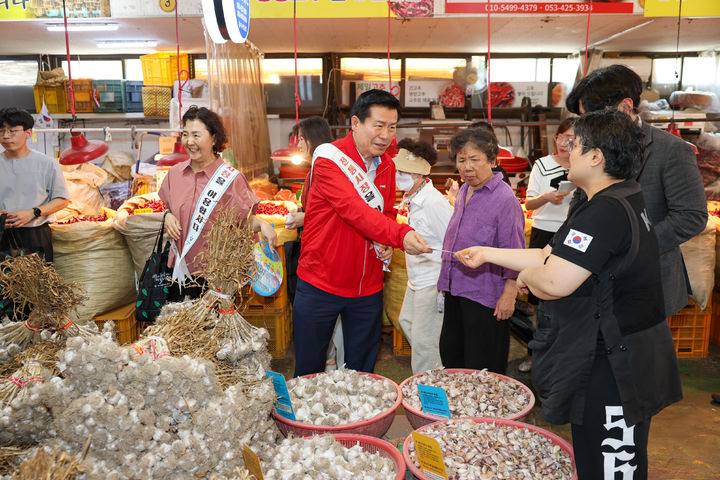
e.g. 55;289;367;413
1;15;719;55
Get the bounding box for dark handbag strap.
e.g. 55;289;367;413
153;211;168;255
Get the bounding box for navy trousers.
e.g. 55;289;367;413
292;279;383;377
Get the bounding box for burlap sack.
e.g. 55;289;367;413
51;216;136;324
101;151;136;184
680;217;716;310
112;193;164;277
56;163;108;222
383;249;408;330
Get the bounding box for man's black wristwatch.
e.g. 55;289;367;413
33;207;42;218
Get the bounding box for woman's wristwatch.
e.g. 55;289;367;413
33;207;42;218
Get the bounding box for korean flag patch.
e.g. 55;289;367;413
563;229;593;252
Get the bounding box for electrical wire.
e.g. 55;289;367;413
583;2;592;77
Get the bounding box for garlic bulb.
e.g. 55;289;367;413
286;370;396;425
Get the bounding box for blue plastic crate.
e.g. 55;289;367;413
92;80;125;113
124;80;144;112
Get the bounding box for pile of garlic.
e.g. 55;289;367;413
1;328;280;479
287;370;397;425
406;418;574;480
262;435;395;479
402;368;531;419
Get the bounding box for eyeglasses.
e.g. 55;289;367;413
566;137;577;152
555;134;573;145
0;128;25;138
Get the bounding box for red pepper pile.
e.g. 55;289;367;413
257;203;290;216
57;212;108;225
710;208;720;218
389;0;433;18
130;199;166;214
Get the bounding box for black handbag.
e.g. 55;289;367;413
135;213;173;323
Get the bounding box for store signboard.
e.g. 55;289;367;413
405;80;447;107
0;0;111;20
644;0;720;17
222;0;250;43
251;0;392;19
356;81;401;100
488;81;549;107
445;0;637;15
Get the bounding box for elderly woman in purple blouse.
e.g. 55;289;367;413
437;128;526;374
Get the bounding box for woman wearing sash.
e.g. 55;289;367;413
437;127;526;375
159;106;277;299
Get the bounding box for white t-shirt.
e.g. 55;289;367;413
526;154;573;233
405;182;453;290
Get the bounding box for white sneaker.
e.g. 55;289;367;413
518;357;532;373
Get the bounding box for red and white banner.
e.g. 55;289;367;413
445;0;637;15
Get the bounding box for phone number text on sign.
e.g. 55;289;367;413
445;2;634;14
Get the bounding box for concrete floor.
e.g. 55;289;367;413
270;329;720;479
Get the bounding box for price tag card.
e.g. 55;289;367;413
266;371;295;420
241;445;264;480
417;384;452;419
133;208;153;214
252;241;283;296
411;431;448;480
158;136;176;156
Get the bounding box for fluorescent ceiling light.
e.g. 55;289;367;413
46;23;119;32
96;40;158;48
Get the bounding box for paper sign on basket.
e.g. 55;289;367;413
417;384;452;419
266;371;295;420
241;445;264;480
412;431;448;480
133;208;153;214
252;241;284;297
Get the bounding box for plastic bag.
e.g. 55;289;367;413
679;217;716;310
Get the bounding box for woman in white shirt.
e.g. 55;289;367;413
394;139;453;374
519;117;577;372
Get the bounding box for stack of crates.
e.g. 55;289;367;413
237;245;292;358
65;79;94;113
669;297;712;358
92;80;125;113
33;84;68;114
124;80;144;112
140;52;189;118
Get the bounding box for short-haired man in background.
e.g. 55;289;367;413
566;64;707;318
293;89;430;376
0;107;69;261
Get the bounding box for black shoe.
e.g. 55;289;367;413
712;393;720;405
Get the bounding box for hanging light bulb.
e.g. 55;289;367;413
60;131;109;165
271;134;300;162
158;139;190;166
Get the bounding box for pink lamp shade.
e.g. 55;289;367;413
60;132;109;165
157;140;189;166
271;134;300;162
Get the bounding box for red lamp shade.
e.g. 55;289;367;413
60;132;109;165
157;140;189;166
271;135;300;161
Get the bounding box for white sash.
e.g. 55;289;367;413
312;143;391;271
171;162;240;285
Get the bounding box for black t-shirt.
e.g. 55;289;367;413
550;182;665;335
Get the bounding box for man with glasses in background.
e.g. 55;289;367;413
0;107;69;262
566;64;707;320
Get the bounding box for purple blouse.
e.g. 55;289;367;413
437;173;526;309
